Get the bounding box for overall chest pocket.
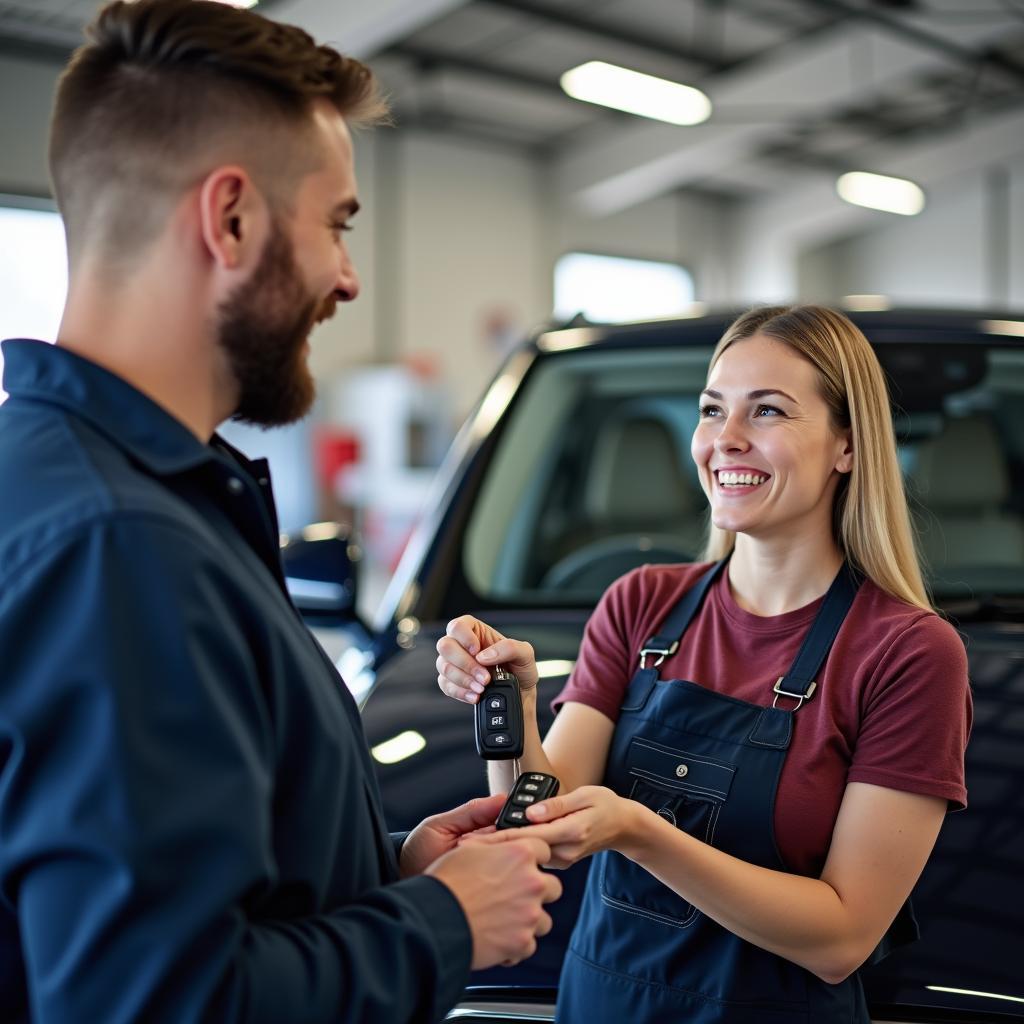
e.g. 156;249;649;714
600;736;736;929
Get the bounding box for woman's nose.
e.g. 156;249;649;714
714;414;750;453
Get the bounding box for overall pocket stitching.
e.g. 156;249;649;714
601;781;722;929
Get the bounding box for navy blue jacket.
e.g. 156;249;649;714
0;339;471;1022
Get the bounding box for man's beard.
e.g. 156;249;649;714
217;219;336;428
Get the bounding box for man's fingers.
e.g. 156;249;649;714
454;793;506;830
512;831;552;864
541;872;563;905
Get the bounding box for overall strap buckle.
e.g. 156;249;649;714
639;641;678;669
772;677;817;711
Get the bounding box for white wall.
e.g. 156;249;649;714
312;127;729;416
798;155;1024;309
0;56;60;196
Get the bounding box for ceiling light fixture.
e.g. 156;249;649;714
836;171;925;216
842;294;891;311
371;730;426;765
982;319;1024;338
560;61;711;126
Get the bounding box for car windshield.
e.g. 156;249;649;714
463;341;1024;602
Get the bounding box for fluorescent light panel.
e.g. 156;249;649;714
561;61;711;126
371;730;426;765
982;318;1024;337
842;294;891;311
836;172;925;216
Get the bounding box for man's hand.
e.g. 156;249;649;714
427;837;562;970
400;795;508;878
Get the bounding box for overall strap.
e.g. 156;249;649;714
621;560;727;713
772;563;863;710
639;559;728;670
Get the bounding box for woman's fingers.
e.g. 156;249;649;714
436;617;540;700
476;638;539;690
436;620;504;703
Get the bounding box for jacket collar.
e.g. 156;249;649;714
1;338;238;477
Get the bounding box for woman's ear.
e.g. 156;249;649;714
835;431;854;475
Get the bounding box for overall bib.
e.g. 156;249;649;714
557;560;916;1024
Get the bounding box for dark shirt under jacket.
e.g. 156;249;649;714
0;339;471;1023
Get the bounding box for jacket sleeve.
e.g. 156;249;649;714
0;515;471;1024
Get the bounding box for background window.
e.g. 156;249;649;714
554;252;695;325
0;201;67;405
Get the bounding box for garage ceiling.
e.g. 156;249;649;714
1;0;1023;220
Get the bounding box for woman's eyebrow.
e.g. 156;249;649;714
701;387;799;404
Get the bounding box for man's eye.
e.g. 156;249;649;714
330;222;352;237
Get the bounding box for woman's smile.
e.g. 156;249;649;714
714;467;772;496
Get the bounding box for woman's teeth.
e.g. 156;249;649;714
718;471;768;487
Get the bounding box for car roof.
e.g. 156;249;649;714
534;308;1024;353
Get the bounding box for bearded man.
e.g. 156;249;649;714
0;2;560;1021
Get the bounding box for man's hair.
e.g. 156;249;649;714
49;0;388;268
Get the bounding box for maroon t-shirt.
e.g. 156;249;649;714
553;562;972;877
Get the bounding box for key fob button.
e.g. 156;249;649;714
487;713;506;730
513;793;536;805
485;732;512;749
485;694;506;712
506;809;526;822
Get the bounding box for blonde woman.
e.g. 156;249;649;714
437;306;972;1023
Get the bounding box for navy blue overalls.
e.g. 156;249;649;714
557;560;917;1023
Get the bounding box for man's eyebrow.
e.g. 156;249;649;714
701;387;800;403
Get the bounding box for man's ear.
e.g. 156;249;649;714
836;431;854;475
197;166;267;271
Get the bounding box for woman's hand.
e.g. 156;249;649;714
465;786;645;869
436;615;539;704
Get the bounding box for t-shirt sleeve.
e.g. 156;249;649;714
551;567;645;721
848;612;972;811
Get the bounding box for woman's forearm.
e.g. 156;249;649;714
486;689;557;795
619;809;869;983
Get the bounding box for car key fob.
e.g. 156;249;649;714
496;772;560;829
474;666;524;759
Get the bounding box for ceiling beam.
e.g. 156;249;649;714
264;0;472;58
553;10;1024;218
795;0;1024;87
476;0;732;73
732;103;1024;302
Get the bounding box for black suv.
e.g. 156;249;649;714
287;310;1024;1024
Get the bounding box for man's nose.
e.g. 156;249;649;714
335;253;360;302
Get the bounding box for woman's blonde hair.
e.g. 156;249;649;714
700;305;931;612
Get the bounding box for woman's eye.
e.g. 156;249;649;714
698;405;720;418
755;404;783;417
329;222;352;239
